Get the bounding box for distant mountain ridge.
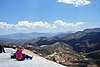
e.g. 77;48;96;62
83;28;100;33
0;28;100;52
0;32;58;40
23;28;100;53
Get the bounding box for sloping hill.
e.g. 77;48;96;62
0;48;65;67
25;42;88;65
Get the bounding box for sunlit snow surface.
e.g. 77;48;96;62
0;48;66;67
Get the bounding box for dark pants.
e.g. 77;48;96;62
11;54;16;59
0;47;5;53
17;54;32;61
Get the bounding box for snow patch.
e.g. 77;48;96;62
0;48;66;67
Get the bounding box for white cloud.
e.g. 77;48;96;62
54;20;84;27
32;21;51;28
0;20;85;32
15;21;31;28
74;22;85;26
57;0;91;7
16;27;28;31
15;21;56;29
0;22;13;28
15;20;84;29
32;21;57;29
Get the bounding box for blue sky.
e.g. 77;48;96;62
0;0;100;35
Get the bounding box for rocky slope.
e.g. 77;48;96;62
25;42;89;66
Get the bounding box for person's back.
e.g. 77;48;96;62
0;45;5;53
16;49;23;59
15;46;32;61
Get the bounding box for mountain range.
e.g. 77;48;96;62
1;28;100;52
0;28;100;66
24;28;100;50
24;28;100;66
22;28;100;65
0;32;58;40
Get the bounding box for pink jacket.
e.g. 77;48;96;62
16;50;22;59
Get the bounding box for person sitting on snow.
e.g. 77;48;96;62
16;46;32;61
11;45;17;59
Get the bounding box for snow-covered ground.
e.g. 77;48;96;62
0;48;66;67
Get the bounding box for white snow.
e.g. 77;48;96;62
0;48;66;67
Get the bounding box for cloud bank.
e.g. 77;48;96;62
0;22;13;28
0;20;85;33
57;0;91;7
